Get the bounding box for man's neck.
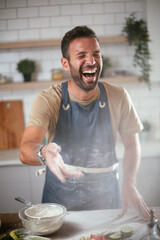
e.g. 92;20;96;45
67;80;98;101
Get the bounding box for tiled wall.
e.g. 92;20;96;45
0;0;160;141
124;82;160;141
0;82;160;142
0;0;146;82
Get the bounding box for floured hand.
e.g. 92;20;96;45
119;181;151;220
41;142;83;183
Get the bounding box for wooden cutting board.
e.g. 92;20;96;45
0;100;25;149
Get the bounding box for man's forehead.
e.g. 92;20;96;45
69;37;100;53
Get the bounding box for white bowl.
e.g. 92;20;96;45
25;204;64;220
19;203;66;236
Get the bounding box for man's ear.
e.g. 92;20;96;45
61;57;69;71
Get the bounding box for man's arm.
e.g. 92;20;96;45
20;126;46;165
20;126;83;182
120;133;150;219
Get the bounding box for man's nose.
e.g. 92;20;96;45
86;54;96;65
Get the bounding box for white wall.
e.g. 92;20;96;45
0;82;160;142
147;0;160;82
0;0;160;209
0;0;160;132
0;0;147;82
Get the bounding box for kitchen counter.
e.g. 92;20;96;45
0;208;160;239
0;140;160;166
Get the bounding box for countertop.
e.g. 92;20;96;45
0;208;160;239
0;140;160;166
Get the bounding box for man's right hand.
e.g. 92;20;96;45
41;142;83;183
20;126;83;183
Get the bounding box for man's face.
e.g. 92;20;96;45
67;37;102;91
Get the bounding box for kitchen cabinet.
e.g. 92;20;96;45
0;164;45;213
0;155;160;213
118;156;160;207
137;156;160;206
0;140;160;213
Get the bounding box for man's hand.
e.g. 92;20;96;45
120;134;151;220
42;142;83;183
120;181;151;220
20;127;83;182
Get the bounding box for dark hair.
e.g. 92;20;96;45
61;26;99;59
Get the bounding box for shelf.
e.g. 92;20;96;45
0;80;54;91
0;76;138;91
0;35;127;50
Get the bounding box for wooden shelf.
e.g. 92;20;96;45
0;76;138;91
0;35;127;50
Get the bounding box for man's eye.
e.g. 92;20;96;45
93;53;101;57
77;55;85;59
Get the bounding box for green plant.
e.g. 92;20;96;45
17;59;36;74
101;56;112;77
122;13;151;85
142;121;151;131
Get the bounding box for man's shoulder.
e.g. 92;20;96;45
101;81;125;97
38;82;62;102
40;82;62;96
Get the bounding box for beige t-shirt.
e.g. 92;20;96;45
27;81;143;143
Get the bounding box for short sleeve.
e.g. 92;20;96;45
27;83;62;144
118;88;143;136
27;92;51;130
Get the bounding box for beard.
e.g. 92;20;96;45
69;62;101;92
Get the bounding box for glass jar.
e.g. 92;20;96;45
52;69;63;81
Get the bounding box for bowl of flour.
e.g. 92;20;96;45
25;204;64;220
19;203;67;235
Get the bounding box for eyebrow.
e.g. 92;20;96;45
75;50;101;56
75;51;86;56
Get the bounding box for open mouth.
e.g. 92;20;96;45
82;69;97;80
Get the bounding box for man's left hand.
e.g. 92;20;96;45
120;182;151;220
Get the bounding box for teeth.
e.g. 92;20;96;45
83;69;96;74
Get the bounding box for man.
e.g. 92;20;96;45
20;26;150;219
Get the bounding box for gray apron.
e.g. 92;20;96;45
42;81;121;210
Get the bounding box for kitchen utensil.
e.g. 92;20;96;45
0;100;24;149
128;209;160;240
19;203;66;236
25;203;64;220
15;197;65;221
15;197;33;206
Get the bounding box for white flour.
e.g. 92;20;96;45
25;204;63;218
22;204;66;235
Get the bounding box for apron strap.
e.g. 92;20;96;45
61;81;68;105
61;81;70;110
61;81;107;109
98;82;106;101
98;82;108;109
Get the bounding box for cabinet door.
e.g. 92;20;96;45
28;166;45;204
118;157;160;207
137;157;160;206
0;165;45;213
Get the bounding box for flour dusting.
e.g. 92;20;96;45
25;204;63;218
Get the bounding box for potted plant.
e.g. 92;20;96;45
101;56;112;78
140;121;151;142
17;59;36;82
122;13;151;86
